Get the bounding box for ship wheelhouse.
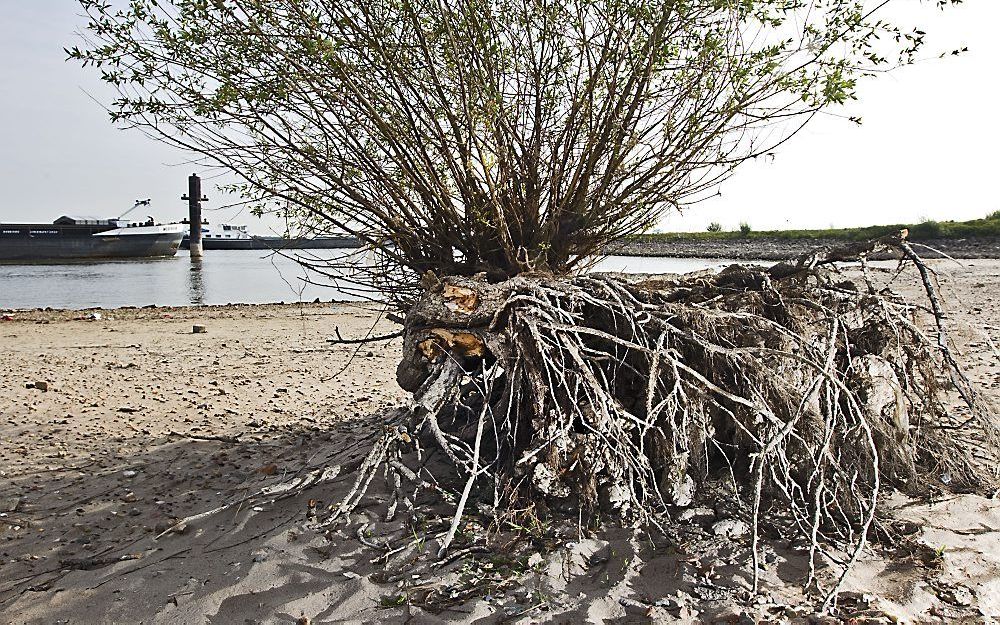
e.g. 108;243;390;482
204;223;252;240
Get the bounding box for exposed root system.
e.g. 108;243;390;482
326;234;1000;604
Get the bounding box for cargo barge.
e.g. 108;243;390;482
180;222;361;250
0;216;185;261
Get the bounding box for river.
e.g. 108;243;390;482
0;250;737;309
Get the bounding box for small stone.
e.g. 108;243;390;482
711;518;749;538
154;520;172;533
783;605;811;618
192;324;207;334
938;584;974;607
527;553;545;568
677;507;715;524
34;381;48;392
664;473;695;507
123;470;138;478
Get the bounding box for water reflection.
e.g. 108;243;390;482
187;257;204;305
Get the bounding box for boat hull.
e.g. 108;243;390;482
180;236;361;250
0;230;184;261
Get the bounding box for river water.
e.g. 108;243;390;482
0;250;736;310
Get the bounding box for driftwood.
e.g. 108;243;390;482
326;234;999;604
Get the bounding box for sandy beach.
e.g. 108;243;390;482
1;260;998;624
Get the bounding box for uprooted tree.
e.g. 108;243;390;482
73;0;997;603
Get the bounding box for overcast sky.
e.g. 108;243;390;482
0;1;997;234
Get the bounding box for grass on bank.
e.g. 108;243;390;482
643;210;1000;242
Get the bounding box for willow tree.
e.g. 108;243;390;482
73;0;996;602
72;0;943;295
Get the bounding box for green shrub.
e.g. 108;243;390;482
986;210;1000;221
707;221;722;232
739;222;752;236
910;219;942;239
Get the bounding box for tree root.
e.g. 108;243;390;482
327;232;1000;606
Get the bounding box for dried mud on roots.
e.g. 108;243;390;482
328;235;1000;604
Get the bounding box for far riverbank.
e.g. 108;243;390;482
610;234;1000;260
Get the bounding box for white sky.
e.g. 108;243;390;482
0;1;997;234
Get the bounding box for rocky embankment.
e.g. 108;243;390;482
610;235;1000;260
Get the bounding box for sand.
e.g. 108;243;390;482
0;261;998;624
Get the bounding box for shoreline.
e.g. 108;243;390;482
0;300;357;316
4;244;999;312
3;236;1000;311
